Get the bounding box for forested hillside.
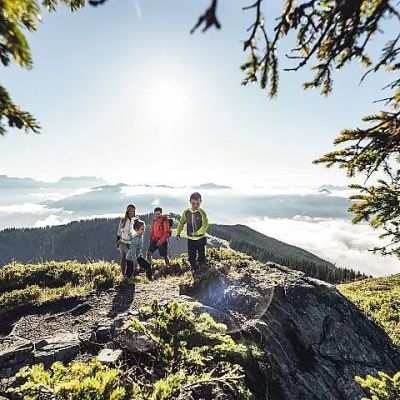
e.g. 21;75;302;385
0;214;186;264
0;216;367;283
208;224;366;283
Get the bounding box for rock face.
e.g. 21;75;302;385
0;338;33;378
0;331;80;379
34;331;80;366
1;259;399;400
181;262;400;400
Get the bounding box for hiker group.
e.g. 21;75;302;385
116;192;209;281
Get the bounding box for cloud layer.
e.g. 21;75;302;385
246;216;398;277
0;183;397;277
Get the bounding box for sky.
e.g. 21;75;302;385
0;0;392;187
0;1;397;276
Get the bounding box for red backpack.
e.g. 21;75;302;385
162;216;174;237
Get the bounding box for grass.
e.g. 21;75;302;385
337;274;400;346
0;260;123;318
0;249;254;319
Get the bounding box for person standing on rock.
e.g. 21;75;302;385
116;204;137;275
126;219;153;281
176;192;209;272
147;207;171;268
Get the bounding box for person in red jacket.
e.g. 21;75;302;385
147;207;170;267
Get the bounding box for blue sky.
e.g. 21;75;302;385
0;0;392;186
0;1;398;275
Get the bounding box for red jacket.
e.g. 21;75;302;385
150;216;170;244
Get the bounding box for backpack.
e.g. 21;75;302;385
162;216;174;237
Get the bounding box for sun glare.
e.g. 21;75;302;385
146;82;187;123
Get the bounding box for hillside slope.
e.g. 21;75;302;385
0;217;365;283
0;216;333;266
337;274;400;346
0;250;398;400
209;224;335;268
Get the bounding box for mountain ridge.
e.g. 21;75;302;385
0;216;366;284
0;250;398;399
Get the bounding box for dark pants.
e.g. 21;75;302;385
126;256;153;279
187;237;206;270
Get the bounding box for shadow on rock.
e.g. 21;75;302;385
107;283;136;318
179;261;400;400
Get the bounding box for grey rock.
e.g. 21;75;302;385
95;325;112;343
111;310;139;332
182;261;400;400
97;348;122;364
113;324;155;354
34;330;80;365
0;337;33;377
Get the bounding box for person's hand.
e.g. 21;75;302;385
176;234;180;240
116;242;120;250
156;240;163;246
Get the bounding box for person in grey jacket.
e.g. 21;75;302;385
116;204;137;275
126;219;153;280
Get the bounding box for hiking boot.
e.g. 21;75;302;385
146;272;154;281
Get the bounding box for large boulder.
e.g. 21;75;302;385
181;262;400;400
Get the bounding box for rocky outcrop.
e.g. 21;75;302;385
0;331;80;379
181;262;400;400
34;331;80;366
1;260;399;400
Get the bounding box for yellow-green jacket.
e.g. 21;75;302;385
177;208;209;240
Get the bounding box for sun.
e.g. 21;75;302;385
146;82;187;123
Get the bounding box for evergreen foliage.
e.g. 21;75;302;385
0;0;87;135
209;224;368;284
9;361;128;400
355;371;400;400
0;260;122;318
194;0;400;258
0;217;368;284
1;0;400;258
8;298;253;400
337;274;400;346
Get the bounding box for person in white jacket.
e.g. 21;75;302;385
116;204;136;275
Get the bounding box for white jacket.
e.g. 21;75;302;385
117;217;136;244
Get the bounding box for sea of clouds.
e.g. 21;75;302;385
0;182;397;276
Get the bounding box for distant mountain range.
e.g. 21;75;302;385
0;175;231;191
0;175;106;189
318;184;349;191
0;215;365;283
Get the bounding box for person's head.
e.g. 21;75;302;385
122;204;136;224
134;219;146;236
190;192;202;210
154;207;163;218
126;204;136;218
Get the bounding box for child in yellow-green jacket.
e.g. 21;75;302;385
176;192;209;271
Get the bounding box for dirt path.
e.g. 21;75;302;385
8;277;182;343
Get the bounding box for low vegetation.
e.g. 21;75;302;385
355;371;400;400
2;250;399;399
0;260;123;318
337;274;400;399
337;274;400;347
9;298;253;400
0;249;253;320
